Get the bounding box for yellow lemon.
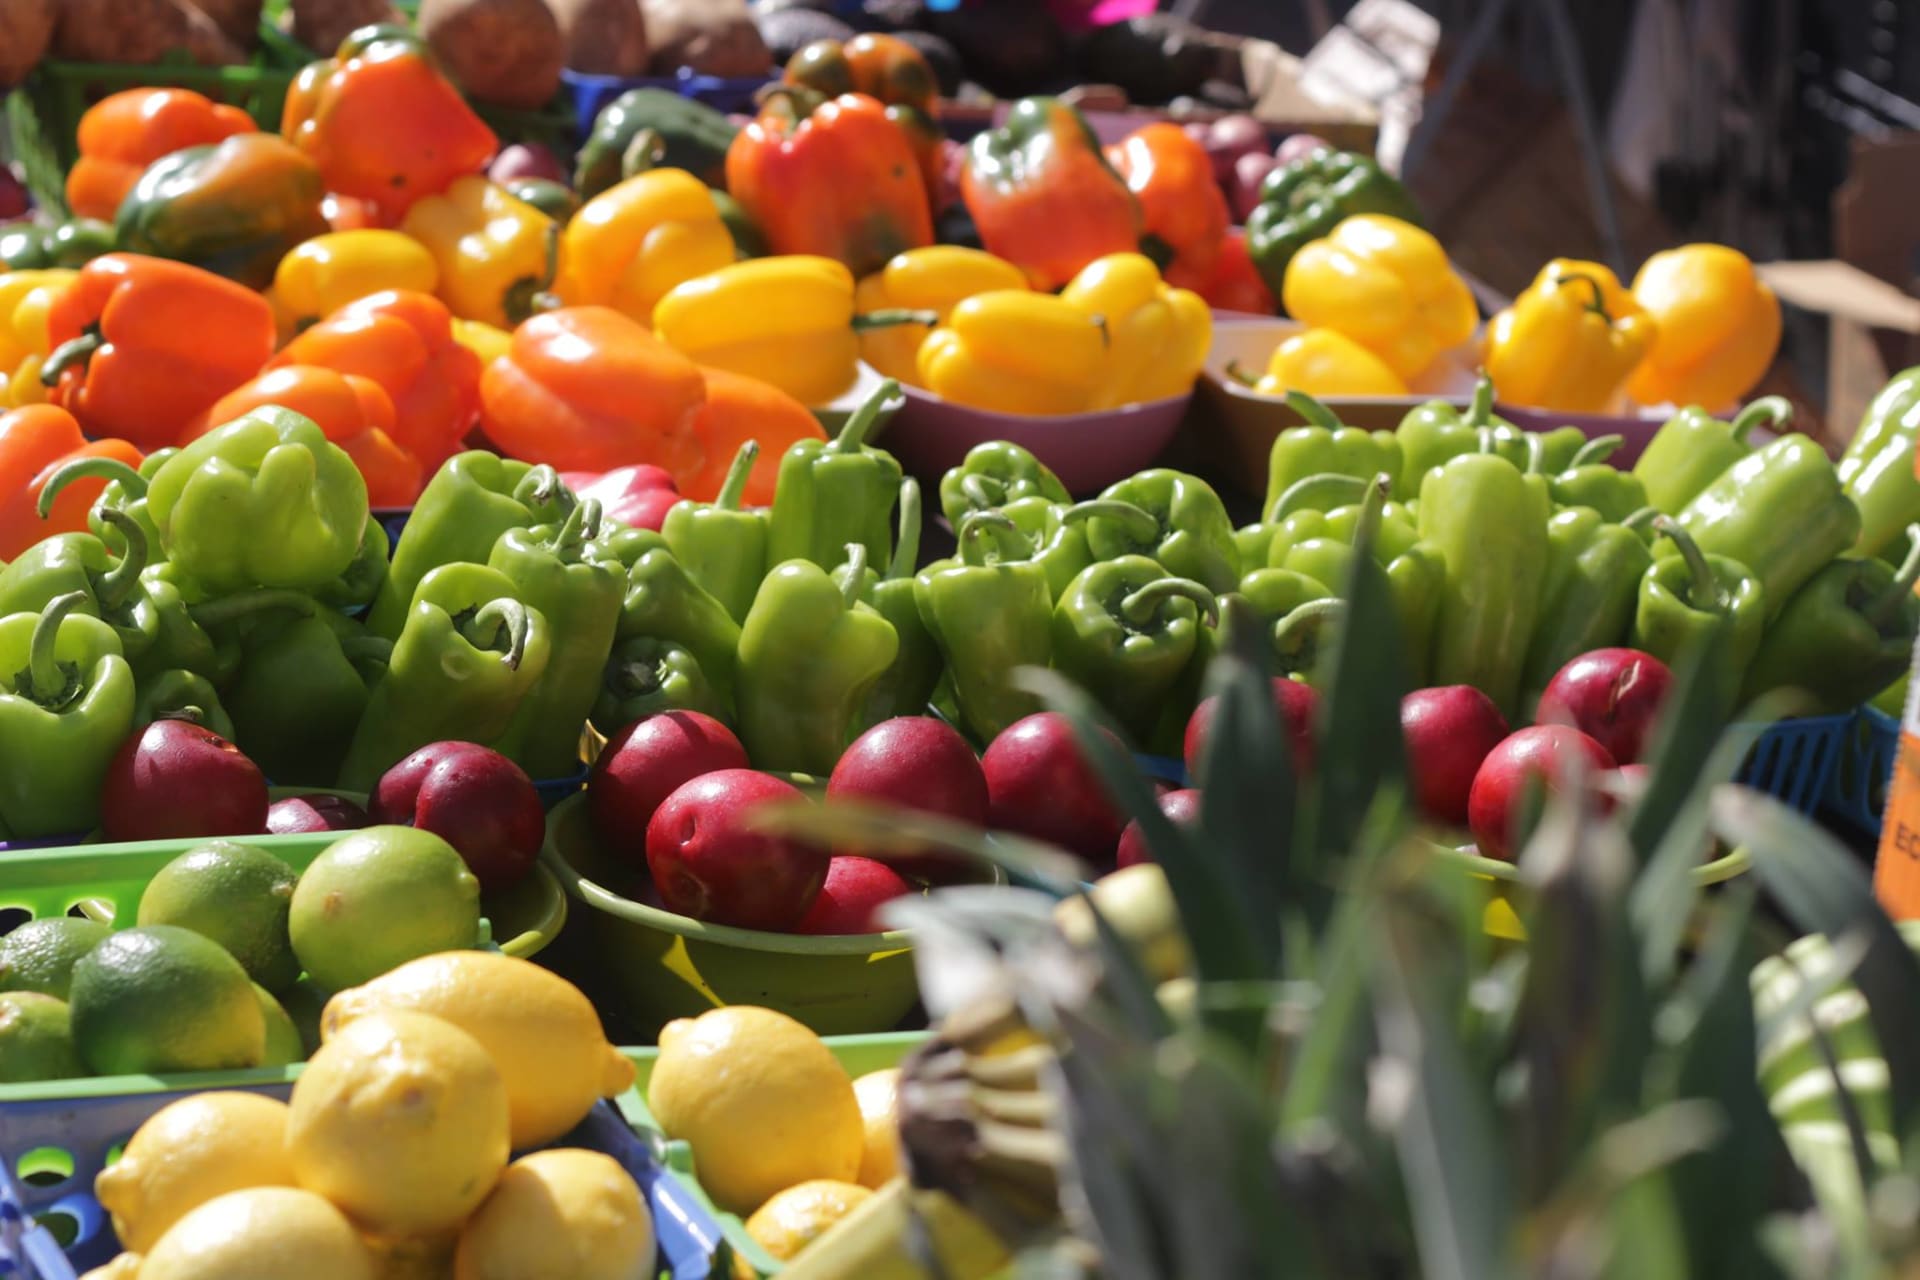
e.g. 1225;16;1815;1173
95;1091;296;1253
139;1186;376;1280
288;1010;510;1238
647;1006;862;1214
454;1149;654;1280
735;1180;872;1276
77;1253;141;1280
851;1068;902;1188
322;951;634;1149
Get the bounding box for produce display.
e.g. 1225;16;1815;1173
3;8;1920;1280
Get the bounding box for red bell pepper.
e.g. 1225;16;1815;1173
1169;229;1276;316
561;465;681;531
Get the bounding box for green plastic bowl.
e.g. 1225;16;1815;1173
541;793;927;1038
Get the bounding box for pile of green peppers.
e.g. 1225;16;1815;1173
1229;373;1920;726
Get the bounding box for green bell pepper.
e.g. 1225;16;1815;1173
1875;672;1910;718
314;518;390;613
1661;433;1863;621
368;452;574;639
146;406;369;597
1741;526;1920;714
201;591;391;787
1632;397;1792;517
0;592;136;838
737;544;900;775
767;379;904;572
1003;498;1093;601
1238;568;1331;627
938;441;1071;530
616;537;742;706
133;563;228;683
1839;369;1920;560
0;219;115;270
1262;391;1401;522
833;478;943;728
1245;148;1423;300
575;88;739;197
1632;519;1766;718
1396;374;1511;499
1263;478;1421;565
1234;522;1276;570
35;452;172;559
0;509;158;661
132;667;235;743
590;636;727;737
1418;451;1552;717
1521;507;1656;708
1051;556;1217;739
661;441;767;625
337;565;552;791
915;512;1054;744
1547;436;1650;524
487;501;626;779
1078;469;1240;596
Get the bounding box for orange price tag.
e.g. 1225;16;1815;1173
1875;676;1920;919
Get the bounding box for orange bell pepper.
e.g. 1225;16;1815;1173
960;97;1143;291
480;306;708;482
783;33;946;210
43;254;276;451
681;366;825;505
0;404;143;560
1107;122;1228;282
269;290;482;474
65;89;256;223
281;25;496;224
195;365;422;508
726;90;933;278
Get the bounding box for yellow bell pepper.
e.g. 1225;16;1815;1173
917;290;1108;416
1484;259;1656;413
553;169;736;324
854;246;1029;386
269;229;440;333
1058;252;1210;409
399;175;559;330
654;255;889;406
1240;327;1407;399
450;317;514;367
0;270;76;408
1625;243;1781;409
1281;214;1477;381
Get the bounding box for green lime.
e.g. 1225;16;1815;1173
137;842;300;993
254;984;304;1067
277;978;330;1057
0;992;84;1083
69;926;265;1076
0;917;110;999
288;826;481;994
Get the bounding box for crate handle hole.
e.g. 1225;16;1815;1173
34;1207;80;1247
17;1146;72;1187
0;907;31;937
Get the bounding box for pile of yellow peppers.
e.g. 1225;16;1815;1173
1249;213;1782;414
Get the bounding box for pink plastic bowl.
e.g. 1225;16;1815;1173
874;385;1192;496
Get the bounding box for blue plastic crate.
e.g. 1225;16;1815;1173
1737;712;1855;815
563;68;776;137
0;1085;728;1279
1822;707;1900;836
372;507;412;555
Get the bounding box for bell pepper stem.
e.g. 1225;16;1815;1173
18;592;87;710
838;543;869;607
957;511;1027;567
1352;472;1393;556
850;308;942;330
544;497;590;556
1282;389;1343;431
755;84;829;124
888;478;921;581
716;441;760;512
1730;396;1794;443
503;222;565;326
1224;359;1261;388
621;127;666;176
1558;272;1613;322
833;379;905;453
513;464;573;514
613;659;662;697
1520;430;1545;474
1620;506;1658;532
1060;499;1159;546
1466;372;1496;427
467;599;530;672
1273;598;1345;676
1120;578;1220;630
1652;516;1724;613
959;472;1004;511
189;589;320;629
1270;472;1370;522
92;509;149;609
1866;523;1920;628
1567;434;1624;469
39;330;102;386
34;456;147;519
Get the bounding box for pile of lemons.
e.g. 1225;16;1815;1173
646;1006;903;1276
80;952;644;1280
